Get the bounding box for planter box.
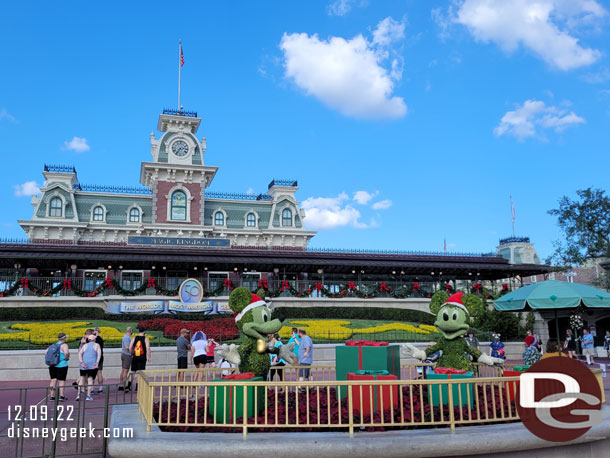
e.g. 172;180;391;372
427;370;474;407
504;365;529;402
208;376;264;422
336;344;400;398
347;371;398;417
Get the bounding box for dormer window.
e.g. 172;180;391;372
246;213;256;227
282;208;292;227
214;211;225;226
92;206;104;222
171;191;187;221
49;197;63;217
129;207;140;223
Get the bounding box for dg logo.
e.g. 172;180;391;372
517;356;603;442
178;278;204;304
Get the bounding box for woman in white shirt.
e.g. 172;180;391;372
190;331;208;381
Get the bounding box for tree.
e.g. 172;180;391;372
547;188;610;265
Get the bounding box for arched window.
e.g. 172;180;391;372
282;208;292;227
49;197;63;217
246;213;256;227
92;206;104;221
214;211;225;226
129;207;140;223
171;191;187;220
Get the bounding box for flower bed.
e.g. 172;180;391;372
277;320;438;340
154;384;516;433
137;317;239;341
0;322;126;344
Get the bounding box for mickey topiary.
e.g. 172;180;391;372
220;287;296;377
402;292;504;371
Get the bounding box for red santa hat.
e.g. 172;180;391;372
444;292;468;313
234;294;267;323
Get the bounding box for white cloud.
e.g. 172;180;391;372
62;136;90;153
0;108;17;123
246;187;254;195
353;190;378;205
279;17;407;120
494;99;585;140
372;199;392;210
14;181;41;197
302;193;371;229
447;0;605;70
327;0;352;16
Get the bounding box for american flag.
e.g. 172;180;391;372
180;44;185;67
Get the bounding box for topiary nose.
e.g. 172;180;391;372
277;313;286;322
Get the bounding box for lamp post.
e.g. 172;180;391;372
14;263;21;283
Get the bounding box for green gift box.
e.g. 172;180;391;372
427;370;474;407
336;343;400;398
513;365;530;372
208;375;264;422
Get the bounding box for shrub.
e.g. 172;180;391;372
429;291;448;315
474;307;523;340
271;307;435;324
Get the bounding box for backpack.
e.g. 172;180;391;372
45;342;61;366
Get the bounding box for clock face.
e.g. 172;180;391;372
171;140;189;157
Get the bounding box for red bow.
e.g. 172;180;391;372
20;278;29;289
412;282;420;290
280;280;290;291
472;283;482;292
223;279;233;290
347;281;356;290
379;282;389;292
146;278;156;288
314;282;323;291
62;279;72;290
445;283;453;293
258;279;268;289
103;278;113;288
222;373;255;380
502;283;509;291
345;340;389;347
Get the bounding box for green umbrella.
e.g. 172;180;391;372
494;280;610;349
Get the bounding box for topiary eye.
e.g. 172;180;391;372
263;313;268;322
452;312;458;321
443;312;449;321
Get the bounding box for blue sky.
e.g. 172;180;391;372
1;0;609;260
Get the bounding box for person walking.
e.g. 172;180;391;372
581;329;595;365
563;329;577;359
297;328;313;387
523;335;541;366
94;327;105;393
465;330;480;351
176;328;191;381
128;327;151;392
288;327;300;360
205;338;217;368
268;333;286;383
72;329;94;391
77;334;101;401
48;333;70;401
190;331;208;382
489;333;505;359
118;327;133;391
604;330;610;358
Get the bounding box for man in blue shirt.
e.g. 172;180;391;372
297;328;313;382
581;329;595;365
118;327;132;391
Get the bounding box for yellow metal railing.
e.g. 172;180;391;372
136;364;605;436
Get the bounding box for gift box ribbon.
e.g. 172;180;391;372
345;340;389;347
222;372;255;380
354;370;390;376
433;367;467;375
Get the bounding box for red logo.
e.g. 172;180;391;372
516;357;602;442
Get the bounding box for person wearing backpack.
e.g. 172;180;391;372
77;333;101;401
47;333;70;401
128;326;150;392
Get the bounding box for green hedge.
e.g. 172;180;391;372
0;307;231;322
271;306;435;324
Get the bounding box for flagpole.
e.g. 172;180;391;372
178;39;182;111
510;195;515;238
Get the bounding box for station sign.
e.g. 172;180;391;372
127;236;230;247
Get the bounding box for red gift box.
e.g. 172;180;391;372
347;371;398;417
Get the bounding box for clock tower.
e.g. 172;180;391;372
140;109;218;226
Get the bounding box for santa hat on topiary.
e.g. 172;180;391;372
234;293;266;322
444;292;468;313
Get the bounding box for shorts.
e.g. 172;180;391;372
298;364;311;379
49;365;68;381
193;355;206;366
178;357;188;369
121;353;132;370
97;357;104;370
131;358;147;372
206;355;215;364
583;348;595;356
80;368;98;379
